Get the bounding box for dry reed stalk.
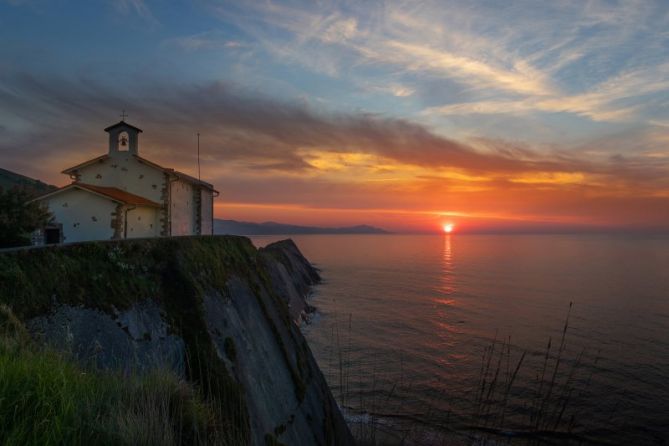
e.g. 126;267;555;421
568;351;600;435
476;331;498;423
536;302;573;431
532;336;552;428
497;349;527;429
482;336;507;428
549;347;585;431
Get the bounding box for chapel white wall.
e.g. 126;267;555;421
74;151;165;203
44;189;117;243
170;179;196;236
125;206;161;239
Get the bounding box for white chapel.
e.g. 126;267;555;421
33;119;217;244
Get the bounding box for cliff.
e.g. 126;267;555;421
0;236;353;445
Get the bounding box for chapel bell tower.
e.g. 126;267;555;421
104;113;143;156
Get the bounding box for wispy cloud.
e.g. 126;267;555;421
209;1;554;96
358;40;552;97
166;30;246;52
205;0;669;129
2;73;667;188
425;62;669;122
113;0;158;26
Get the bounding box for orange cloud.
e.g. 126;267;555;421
3;75;669;233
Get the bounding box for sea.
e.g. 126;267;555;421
251;234;669;445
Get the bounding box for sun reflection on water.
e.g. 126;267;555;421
441;234;456;297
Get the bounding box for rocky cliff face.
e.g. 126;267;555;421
0;236;353;445
259;239;321;323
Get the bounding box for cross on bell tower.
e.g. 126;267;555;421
120;110;128;121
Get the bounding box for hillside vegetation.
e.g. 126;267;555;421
0;236;353;445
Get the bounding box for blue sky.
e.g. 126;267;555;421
1;0;669;231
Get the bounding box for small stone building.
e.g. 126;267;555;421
33;120;217;244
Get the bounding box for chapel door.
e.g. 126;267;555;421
45;226;62;244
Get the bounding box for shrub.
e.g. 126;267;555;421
0;187;52;248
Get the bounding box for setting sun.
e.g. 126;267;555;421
443;224;454;233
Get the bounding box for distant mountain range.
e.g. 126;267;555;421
0;168;56;196
214;219;389;235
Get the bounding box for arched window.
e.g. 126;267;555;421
118;131;129;150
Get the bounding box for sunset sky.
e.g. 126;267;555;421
1;0;669;232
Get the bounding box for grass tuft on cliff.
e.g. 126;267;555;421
0;236;258;319
0;306;240;446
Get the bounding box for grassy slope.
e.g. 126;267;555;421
0;236;257;319
0;236;315;446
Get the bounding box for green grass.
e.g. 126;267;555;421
0;236;259;442
0;302;254;446
0;236;324;445
0;236;258;320
0;310;230;446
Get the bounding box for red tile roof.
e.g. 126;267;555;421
33;183;162;207
75;183;161;207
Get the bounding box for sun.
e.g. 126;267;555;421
443;223;454;234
